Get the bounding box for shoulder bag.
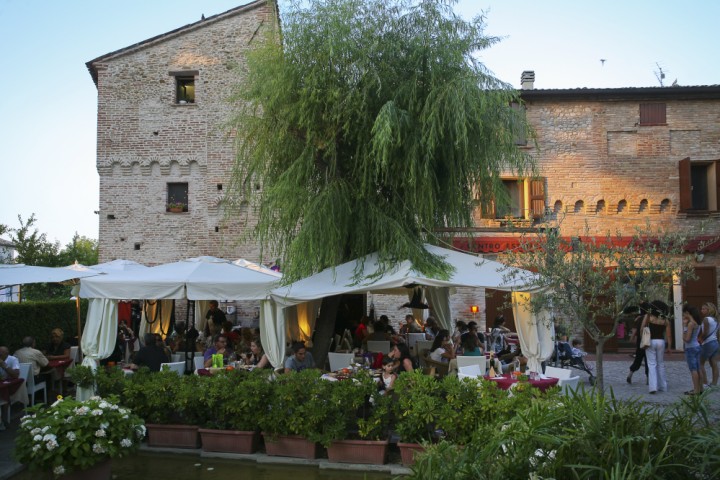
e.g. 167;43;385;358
640;326;652;349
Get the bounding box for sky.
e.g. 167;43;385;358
1;0;718;247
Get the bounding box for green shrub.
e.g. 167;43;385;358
202;369;274;431
0;299;88;352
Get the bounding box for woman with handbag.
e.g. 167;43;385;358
626;303;650;385
698;302;719;388
640;300;672;394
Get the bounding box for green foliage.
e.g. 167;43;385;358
0;300;88;352
392;370;448;443
227;0;535;282
119;369;180;424
202;369;274;431
57;234;99;267
407;389;720;480
66;365;95;388
14;395;145;477
94;366;128;398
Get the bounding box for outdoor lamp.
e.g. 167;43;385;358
470;305;479;314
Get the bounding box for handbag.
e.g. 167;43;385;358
640;326;651;349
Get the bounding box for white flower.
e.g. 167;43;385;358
99;401;109;409
95;429;106;438
41;426;50;433
53;466;65;476
46;439;58;451
90;395;101;401
91;409;103;416
33;435;43;442
31;428;41;435
65;416;73;423
92;443;106;454
42;433;57;442
120;438;132;448
75;406;89;416
66;432;76;441
110;404;119;410
100;422;109;430
119;408;128;415
135;425;147;438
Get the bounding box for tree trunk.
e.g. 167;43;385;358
312;295;343;371
594;337;607;392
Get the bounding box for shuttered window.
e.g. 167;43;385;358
639;103;666;126
678;157;720;212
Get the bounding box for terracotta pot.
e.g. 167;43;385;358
58;459;111;480
262;433;319;459
398;442;426;466
199;428;259;454
146;424;200;448
327;439;389;465
167;207;184;213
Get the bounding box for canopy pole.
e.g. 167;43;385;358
76;295;82;346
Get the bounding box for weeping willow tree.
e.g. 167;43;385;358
227;0;535;366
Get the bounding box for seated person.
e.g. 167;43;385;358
246;338;271;369
203;334;234;368
388;342;416;372
221;321;242;350
379;315;397;335
398;314;422;335
460;332;483;356
45;328;71;361
424;317;439;340
570;339;588;358
14;336;49;381
130;333;169;372
378;357;398;395
429;329;455;363
365;321;391;344
460;322;485;355
452;320;468;346
100;328;124;367
489;315;513;355
0;346;20;380
284;341;315;373
155;333;173;360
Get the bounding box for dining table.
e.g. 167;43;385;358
0;377;27;407
47;358;74;395
484;373;559;393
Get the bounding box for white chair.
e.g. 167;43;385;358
457;364;483;380
171;353;183;363
558;376;581;394
456;355;487;374
415;340;434;367
366;340;391;355
328;352;354;372
160;361;185;376
19;363;47;406
407;333;426;349
193;356;206;371
544;366;572;380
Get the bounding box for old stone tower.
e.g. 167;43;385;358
86;0;275;265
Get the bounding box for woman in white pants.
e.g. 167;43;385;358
641;300;672;394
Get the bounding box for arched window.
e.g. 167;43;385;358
596;200;606;214
553;200;563;214
574;200;584;214
638;199;648;213
617;200;627;214
660;199;671;213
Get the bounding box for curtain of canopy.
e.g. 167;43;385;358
195;300;210;335
77;299;118;400
139;299;174;340
260;299;286;369
285;300;321;346
512;291;554;374
426;287;452;330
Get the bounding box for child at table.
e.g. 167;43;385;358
379;357;398;395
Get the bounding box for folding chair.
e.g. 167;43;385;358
544;365;572;380
457;364;483;380
328;352;354;372
160;361;185;376
456;355;486;374
366;340;391;355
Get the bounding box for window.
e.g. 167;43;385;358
679;157;719;212
639;103;666;126
167;182;189;212
479;178;545;220
170;70;198;104
510;102;527;146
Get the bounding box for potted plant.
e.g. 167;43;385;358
14;395;145;479
392;370;445;465
259;369;324;459
121;369;202;448
166;200;186;213
322;370;391;465
198;369;273;453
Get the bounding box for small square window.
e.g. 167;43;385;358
176;76;195;104
639;103;666;126
167;182;189;212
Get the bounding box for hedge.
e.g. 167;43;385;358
0;300;88;352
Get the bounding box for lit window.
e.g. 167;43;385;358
170;70;198;104
167;183;189;212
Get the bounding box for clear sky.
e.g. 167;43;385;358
1;0;717;247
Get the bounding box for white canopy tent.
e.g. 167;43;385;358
0;264;101;287
263;244;553;372
76;256;282;399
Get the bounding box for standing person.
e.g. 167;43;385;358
641;300;672;394
698;302;719;387
682;305;703;395
626;304;649;385
205;300;227;336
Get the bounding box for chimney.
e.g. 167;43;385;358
521;70;535;90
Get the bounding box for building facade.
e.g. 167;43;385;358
87;0;274;266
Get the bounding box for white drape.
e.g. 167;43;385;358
512;291;554;374
195;300;210;333
426;287;452;331
284;301;320;346
260;300;286;369
78;299;118;400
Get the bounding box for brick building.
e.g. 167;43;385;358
87;3;719;343
86;0;274;266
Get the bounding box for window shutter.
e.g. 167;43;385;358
678;157;691;211
639;103;666;125
715;160;720;212
529;178;546;218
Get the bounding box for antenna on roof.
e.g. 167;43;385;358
654;62;666;87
